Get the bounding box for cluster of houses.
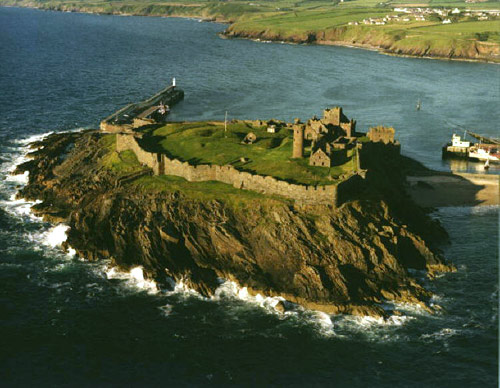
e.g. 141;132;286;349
348;7;498;26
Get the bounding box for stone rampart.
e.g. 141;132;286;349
116;134;366;205
100;121;133;133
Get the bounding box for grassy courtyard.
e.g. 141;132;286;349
98;133;289;205
144;121;356;185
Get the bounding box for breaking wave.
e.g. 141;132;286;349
105;266;158;294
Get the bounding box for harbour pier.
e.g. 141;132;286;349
100;80;184;133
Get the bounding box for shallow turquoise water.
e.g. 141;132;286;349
0;7;498;387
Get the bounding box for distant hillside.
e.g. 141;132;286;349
2;0;499;61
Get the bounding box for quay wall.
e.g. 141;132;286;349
116;134;367;205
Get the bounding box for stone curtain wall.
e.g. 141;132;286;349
116;134;368;205
116;133;162;174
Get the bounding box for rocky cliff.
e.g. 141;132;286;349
224;26;500;63
15;131;454;317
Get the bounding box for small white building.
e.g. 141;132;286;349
442;18;452;24
452;8;461;14
267;125;277;133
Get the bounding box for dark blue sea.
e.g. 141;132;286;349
0;7;498;387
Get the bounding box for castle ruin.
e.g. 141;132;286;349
292;107;358;167
292;122;304;158
367;126;396;144
102;96;401;206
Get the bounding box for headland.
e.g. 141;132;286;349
13;85;468;318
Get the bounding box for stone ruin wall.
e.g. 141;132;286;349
100;121;131;133
115;134;357;204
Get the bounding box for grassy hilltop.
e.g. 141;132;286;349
117;121;358;185
2;0;499;62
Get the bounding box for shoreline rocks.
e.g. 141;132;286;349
15;130;455;318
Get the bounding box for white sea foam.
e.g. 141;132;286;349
5;170;29;184
169;278;202;296
158;304;174;317
436;204;499;218
309;311;335;334
14;131;53;146
341;314;410;328
211;281;415;335
1;197;43;220
105;266;158;293
213;280;285;313
420;327;459;341
42;224;70;247
1;131;53;190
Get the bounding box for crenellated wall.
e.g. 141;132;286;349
116;134;366;205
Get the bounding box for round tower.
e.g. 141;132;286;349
292;125;304;158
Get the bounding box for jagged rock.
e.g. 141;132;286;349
16;130;455;317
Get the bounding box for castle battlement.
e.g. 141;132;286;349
115;133;365;205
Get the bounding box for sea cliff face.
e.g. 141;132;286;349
15;131;454;317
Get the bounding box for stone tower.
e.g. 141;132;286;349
292;124;304;158
323;107;342;126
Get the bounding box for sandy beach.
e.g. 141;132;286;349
407;173;499;207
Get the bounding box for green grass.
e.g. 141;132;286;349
97;133;288;205
3;0;497;61
229;8;390;35
131;175;289;206
99;134;146;174
220;2;499;60
146;121;355;185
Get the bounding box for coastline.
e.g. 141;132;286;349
407;172;500;208
3;4;499;64
223;30;500;64
318;40;500;65
13;129;457;318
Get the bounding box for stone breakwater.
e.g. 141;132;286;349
116;134;365;205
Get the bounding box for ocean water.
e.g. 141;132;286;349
0;7;498;386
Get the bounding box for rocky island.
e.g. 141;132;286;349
12;92;458;318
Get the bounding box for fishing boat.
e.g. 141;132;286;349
468;144;500;162
442;131;500;163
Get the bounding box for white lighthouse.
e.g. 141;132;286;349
172;77;176;87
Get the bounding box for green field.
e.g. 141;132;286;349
2;0;498;61
132;175;283;206
143;121;357;185
98;134;288;205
